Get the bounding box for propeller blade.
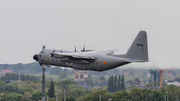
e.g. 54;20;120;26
82;44;85;52
61;47;63;53
42;45;45;50
52;46;55;53
38;62;43;66
51;47;55;57
75;46;77;52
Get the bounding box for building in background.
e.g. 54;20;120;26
74;70;89;89
2;70;13;74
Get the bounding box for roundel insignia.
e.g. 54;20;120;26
104;61;107;65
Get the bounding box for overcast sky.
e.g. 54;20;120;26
0;0;180;68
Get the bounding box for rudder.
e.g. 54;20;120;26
126;30;148;62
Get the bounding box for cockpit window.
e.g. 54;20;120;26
40;50;44;54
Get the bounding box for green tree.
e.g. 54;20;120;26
86;74;93;88
59;72;67;79
112;90;131;101
112;76;114;92
0;73;38;82
0;80;6;86
168;84;176;88
1;92;29;101
63;68;68;73
114;76;117;92
129;88;142;101
121;76;125;90
83;89;112;101
0;84;24;94
99;76;105;81
23;92;32;99
15;63;23;72
66;96;76;101
48;81;55;98
19;96;31;101
107;76;111;92
50;67;62;75
152;90;164;101
59;80;76;89
48;98;56;101
118;75;121;91
141;89;153;101
32;92;42;101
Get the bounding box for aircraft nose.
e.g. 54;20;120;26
33;54;38;61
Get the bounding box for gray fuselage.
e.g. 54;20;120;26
33;30;148;71
36;49;129;71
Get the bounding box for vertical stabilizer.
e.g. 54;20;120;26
126;31;148;61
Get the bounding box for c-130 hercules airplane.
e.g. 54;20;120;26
33;31;148;71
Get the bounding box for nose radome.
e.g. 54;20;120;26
33;54;38;61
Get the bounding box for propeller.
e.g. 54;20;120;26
61;47;63;53
39;62;43;66
52;46;55;53
51;47;55;57
75;46;77;52
82;44;85;52
42;45;45;50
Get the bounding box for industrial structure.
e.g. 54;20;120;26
74;70;89;89
159;70;164;88
149;69;164;88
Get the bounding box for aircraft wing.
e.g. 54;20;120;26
51;52;97;60
98;48;119;55
51;48;118;64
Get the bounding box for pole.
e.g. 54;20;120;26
47;97;49;101
167;92;168;101
64;90;66;101
165;94;166;101
42;65;46;101
56;93;57;101
19;71;20;85
99;95;101;101
176;96;179;101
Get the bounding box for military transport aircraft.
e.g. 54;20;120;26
33;30;148;71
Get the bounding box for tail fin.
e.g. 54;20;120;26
126;30;148;62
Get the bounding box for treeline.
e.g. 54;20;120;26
0;62;50;74
0;73;38;81
1;79;180;101
49;67;73;75
107;75;125;93
0;84;24;94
